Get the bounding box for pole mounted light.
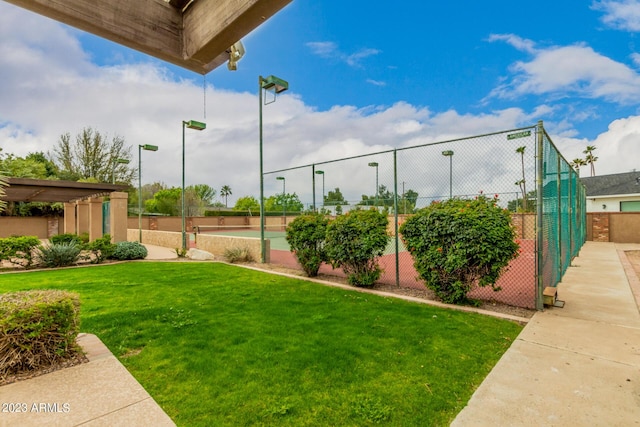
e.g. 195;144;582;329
315;170;325;209
259;75;289;263
442;150;454;199
368;162;379;207
112;158;130;184
138;144;158;243
182;120;206;251
276;176;286;226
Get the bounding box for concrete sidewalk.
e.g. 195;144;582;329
0;334;175;427
452;241;640;426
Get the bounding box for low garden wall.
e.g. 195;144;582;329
126;229;269;263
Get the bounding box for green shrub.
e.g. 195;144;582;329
400;194;520;305
223;247;254;263
50;233;83;246
110;241;148;260
0;290;81;376
85;234;114;264
0;236;42;268
35;242;82;268
285;213;329;277
325;209;390;287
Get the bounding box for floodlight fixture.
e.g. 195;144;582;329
138;144;158;242
182;119;206;251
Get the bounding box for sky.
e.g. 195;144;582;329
1;0;640;207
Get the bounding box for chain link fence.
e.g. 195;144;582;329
264;122;585;309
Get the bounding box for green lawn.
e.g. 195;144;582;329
0;263;522;426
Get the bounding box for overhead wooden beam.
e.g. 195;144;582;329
4;0;292;74
183;0;292;70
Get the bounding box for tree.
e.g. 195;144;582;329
324;187;346;206
583;145;598;177
220;185;232;207
193;184;216;206
265;193;304;213
401;194;519;305
233;196;260;213
508;190;537;213
516;146;527;210
570;158;587;173
51;127;135;184
359;184;394;207
145;188;181;216
399;189;419;213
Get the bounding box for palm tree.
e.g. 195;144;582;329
570;158;587;173
516;146;527;210
220;185;232;207
583;145;598;177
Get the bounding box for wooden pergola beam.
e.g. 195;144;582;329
4;0;292;74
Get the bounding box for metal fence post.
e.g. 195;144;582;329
536;120;544;310
393;149;400;287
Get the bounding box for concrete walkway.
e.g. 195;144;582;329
0;334;175;427
452;242;640;426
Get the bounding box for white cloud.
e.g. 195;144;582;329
2;4;639;208
592;0;640;31
488;35;640;104
306;41;381;68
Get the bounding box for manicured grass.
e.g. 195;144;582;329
0;263;522;426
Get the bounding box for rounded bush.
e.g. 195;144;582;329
400;194;519;305
325;209;389;287
285;212;329;277
109;241;148;260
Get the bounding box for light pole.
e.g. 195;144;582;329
276;176;286;227
368;162;379;207
112;158;129;184
138;144;158;243
182;120;206;251
442;150;454;199
259;75;289;263
315;170;325;210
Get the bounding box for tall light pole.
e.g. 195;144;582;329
182;120;206;251
138;144;158;243
315;170;325;210
276;176;286;227
442;150;454;199
259;75;289;263
112;158;129;184
368;162;379;207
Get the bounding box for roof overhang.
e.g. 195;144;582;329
3;0;292;74
2;178;128;203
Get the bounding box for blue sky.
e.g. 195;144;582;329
1;0;640;205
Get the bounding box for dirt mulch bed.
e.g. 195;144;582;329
245;262;537;320
0;351;89;387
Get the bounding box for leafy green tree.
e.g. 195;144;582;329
145;188;181;216
285;213;329;277
265;193;304;213
220;185;232;207
51;127;135;184
359;185;394;207
325;209;390;287
400;194;519;305
193;184;216;206
324;187;346;206
233;196;260;213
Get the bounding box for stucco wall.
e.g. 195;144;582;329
0;217;50;238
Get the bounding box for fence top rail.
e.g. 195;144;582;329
264;124;537;175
